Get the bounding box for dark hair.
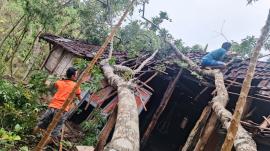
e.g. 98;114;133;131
222;42;232;51
66;67;77;79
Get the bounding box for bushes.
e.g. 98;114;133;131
28;70;49;94
0;79;42;150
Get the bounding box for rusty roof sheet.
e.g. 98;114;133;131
39;33;127;59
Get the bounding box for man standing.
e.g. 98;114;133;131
34;67;82;141
201;42;232;69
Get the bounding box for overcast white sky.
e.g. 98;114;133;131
132;0;270;50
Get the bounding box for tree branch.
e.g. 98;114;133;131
134;49;159;74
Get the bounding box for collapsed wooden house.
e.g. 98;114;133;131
40;33;270;151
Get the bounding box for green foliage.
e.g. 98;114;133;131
120;70;134;81
19;146;29;151
78;0;109;44
73;58;88;71
61;140;73;149
74;58;104;92
0;79;40;133
175;60;189;68
109;57;116;65
0;127;22;150
231;36;257;59
191;71;203;80
80;108;106;146
118;20;161;57
142;11;171;32
28;70;49;93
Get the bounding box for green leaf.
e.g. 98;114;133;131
14;124;23;132
13;135;21;141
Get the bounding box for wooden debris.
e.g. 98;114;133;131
260;115;270;130
181;105;212;151
76;146;95;151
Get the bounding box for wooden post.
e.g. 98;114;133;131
181;105;212;151
194;113;218;151
94;108;117;151
141;69;183;148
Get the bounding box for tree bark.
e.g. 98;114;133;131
101;59;140;151
222;10;270;151
169;41;256;151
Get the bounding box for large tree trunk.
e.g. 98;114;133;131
101;49;159;150
221;10;270;151
101;60;139;151
168;42;257;151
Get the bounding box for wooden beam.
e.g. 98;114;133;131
94;108;117;151
181;105;212;151
194;113;218;151
193;87;209;102
241;98;253;120
141;69;183;148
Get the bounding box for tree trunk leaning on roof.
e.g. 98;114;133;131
167;41;257;151
221;9;270;151
101;50;159;151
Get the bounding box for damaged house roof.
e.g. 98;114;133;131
40;33;270;150
39;33;128;60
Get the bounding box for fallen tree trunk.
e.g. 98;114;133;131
168;42;257;151
101;50;159;150
101;59;140;151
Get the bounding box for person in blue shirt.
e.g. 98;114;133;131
201;42;232;69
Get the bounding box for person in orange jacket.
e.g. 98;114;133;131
34;67;82;139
